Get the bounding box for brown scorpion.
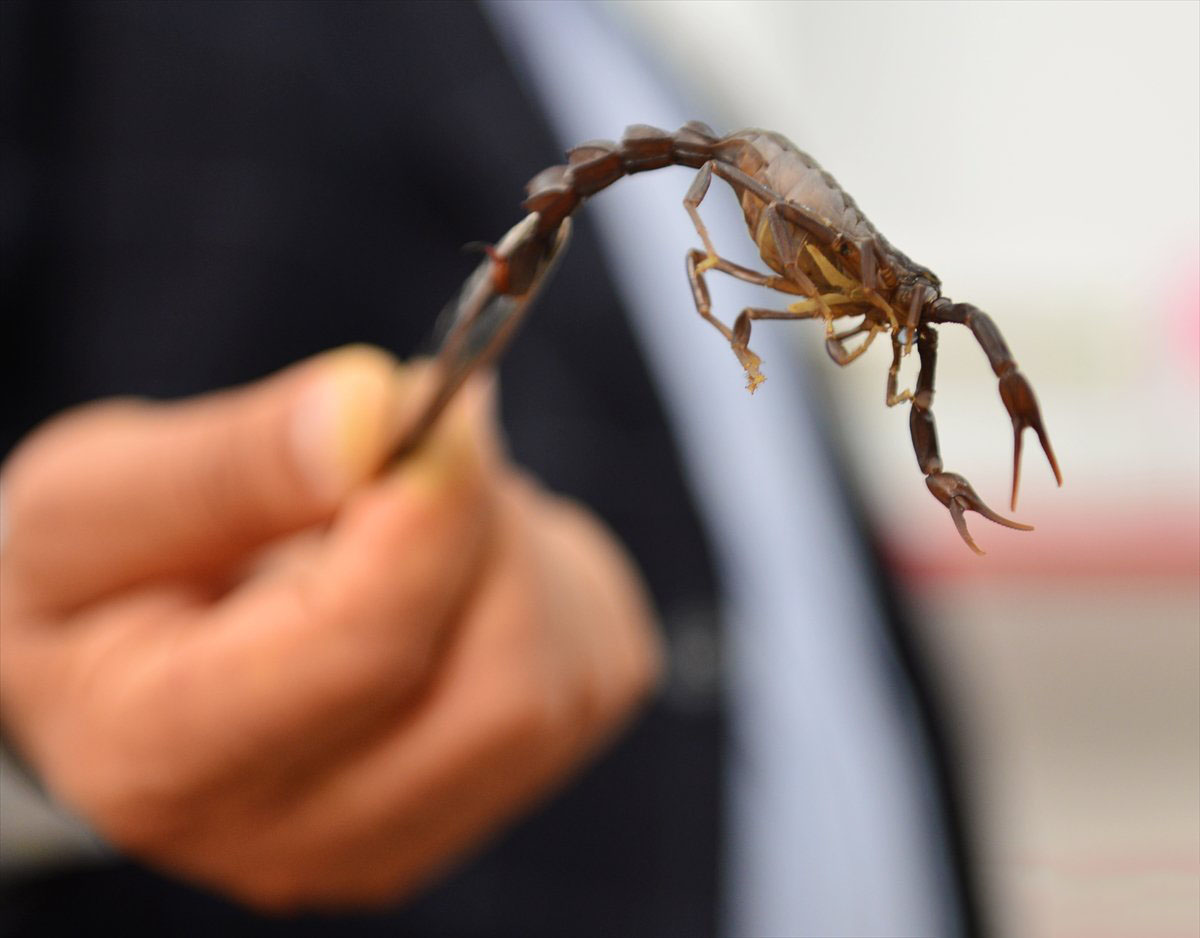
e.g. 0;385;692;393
481;122;1062;553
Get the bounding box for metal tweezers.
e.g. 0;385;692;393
391;213;571;459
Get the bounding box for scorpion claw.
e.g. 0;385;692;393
998;371;1062;510
926;471;1034;554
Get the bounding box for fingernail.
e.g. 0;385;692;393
290;345;405;502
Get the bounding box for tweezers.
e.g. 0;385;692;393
391;213;571;459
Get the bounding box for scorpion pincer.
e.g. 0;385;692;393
483;121;1062;554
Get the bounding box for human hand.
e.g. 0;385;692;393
0;346;661;910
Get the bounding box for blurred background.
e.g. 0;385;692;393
605;1;1199;935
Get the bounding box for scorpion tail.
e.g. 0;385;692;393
521;122;720;242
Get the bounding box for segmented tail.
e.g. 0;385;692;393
522;121;724;237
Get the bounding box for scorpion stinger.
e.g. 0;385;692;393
469;121;1060;551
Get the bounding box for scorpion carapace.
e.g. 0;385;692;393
486;121;1062;553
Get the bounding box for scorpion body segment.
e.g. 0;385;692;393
496;122;1061;552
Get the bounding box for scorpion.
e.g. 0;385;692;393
483;121;1062;553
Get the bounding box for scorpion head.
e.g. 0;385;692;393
887;252;942;320
857;241;939;303
894;273;940;314
880;262;943;351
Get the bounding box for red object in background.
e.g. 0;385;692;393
1170;253;1200;377
886;505;1200;582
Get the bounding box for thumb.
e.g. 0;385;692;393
2;345;411;613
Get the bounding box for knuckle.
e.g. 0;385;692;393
481;631;579;755
482;612;577;747
490;671;558;749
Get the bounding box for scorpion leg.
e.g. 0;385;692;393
692;249;878;367
682;161;811;296
683;158;837;302
682;164;775;387
687;246;805;296
901;283;930;356
686;249;863;389
844;235;894;328
687;248;763;389
931;302;1063;509
803;234;899;331
762;203;834;330
777;279;882;364
824;319;882;365
681;159;806;266
685;249;734;342
681;167;805;391
682;161;781;281
680;158;875;302
682;161;723;264
684;247;823;391
732;304;867;388
886;334;913;406
683;160;867;345
910;326;1033;554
